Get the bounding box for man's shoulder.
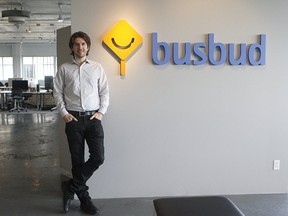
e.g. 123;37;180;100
61;61;74;66
87;59;101;65
87;59;104;70
59;61;75;70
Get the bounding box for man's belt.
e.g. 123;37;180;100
68;110;98;116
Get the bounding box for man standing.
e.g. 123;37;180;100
53;31;109;215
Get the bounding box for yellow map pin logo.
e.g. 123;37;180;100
103;20;143;76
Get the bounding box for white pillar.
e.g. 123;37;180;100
12;43;22;78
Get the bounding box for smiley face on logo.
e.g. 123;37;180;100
103;20;143;76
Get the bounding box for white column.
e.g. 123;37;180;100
12;43;22;78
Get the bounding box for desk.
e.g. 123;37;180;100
0;90;10;110
0;90;53;110
0;86;12;91
33;90;53;110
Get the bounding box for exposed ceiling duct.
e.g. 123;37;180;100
2;8;31;27
0;0;71;43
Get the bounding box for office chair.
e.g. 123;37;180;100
9;88;27;113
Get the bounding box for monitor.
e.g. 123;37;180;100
12;80;29;91
44;76;54;91
8;77;23;87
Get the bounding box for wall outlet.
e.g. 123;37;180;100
273;160;280;170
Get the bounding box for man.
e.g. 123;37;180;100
53;31;109;215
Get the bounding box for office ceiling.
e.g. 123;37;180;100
0;0;71;44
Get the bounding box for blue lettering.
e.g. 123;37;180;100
208;34;226;65
248;34;266;65
172;42;191;65
151;33;266;66
152;32;170;65
192;42;207;65
228;43;246;65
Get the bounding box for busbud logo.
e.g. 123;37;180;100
103;20;143;76
152;33;266;66
103;20;266;77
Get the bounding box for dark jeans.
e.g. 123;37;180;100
65;115;104;201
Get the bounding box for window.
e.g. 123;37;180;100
0;57;13;80
22;57;56;80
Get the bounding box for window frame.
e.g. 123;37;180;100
22;56;57;80
0;57;13;81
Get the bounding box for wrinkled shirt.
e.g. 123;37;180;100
53;59;109;117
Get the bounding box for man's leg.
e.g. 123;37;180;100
77;117;104;214
63;119;86;213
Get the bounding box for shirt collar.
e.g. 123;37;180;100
72;58;90;65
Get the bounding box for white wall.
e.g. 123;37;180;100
69;0;288;198
0;43;56;56
0;43;56;78
0;44;12;56
22;43;56;56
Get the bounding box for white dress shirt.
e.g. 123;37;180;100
53;59;109;117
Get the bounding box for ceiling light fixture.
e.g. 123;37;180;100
57;3;64;22
1;8;31;28
57;14;64;22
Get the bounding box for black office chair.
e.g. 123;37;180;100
9;88;27;112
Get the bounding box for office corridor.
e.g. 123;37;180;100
0;113;288;216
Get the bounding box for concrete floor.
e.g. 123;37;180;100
0;112;288;216
0;113;155;216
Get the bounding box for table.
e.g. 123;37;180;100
0;86;12;91
0;90;53;110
